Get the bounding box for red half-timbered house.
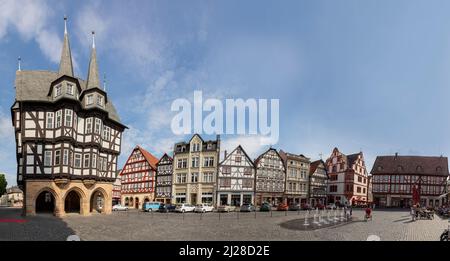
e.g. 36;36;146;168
119;146;158;209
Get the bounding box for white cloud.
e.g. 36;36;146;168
221;135;269;161
0;0;66;64
0;109;16;186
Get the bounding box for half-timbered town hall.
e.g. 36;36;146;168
11;18;126;216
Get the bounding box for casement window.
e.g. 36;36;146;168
63;149;69;165
177;159;187;169
191;172;198;183
176;173;187;184
244;167;252;176
92;154;97;169
101;157;107;171
222;166;231;175
242;179;253;189
97;95;103;107
235;156;241;163
84;154;90;168
46;112;54;129
191;157;199;168
74;153;81;168
103;126;110;141
56;111;62;128
65;109;72;127
219;178;231;188
44;151;52;166
203;172;213;183
94;118;101;134
87;94;94;105
67;83;74;95
54;84;62;97
86;118;93;133
191;143;200;152
204;157;214;167
54;150;61;165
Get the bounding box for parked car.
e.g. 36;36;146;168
194;203;214;213
301;203;312;210
277;203;289;211
326;203;337;210
158;203;176;213
175;203;195;213
217;205;235;212
288;203;301;211
259;203;271;212
112;204;128;211
240;203;256;212
142;202;162;212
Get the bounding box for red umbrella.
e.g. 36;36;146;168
412;185;420;205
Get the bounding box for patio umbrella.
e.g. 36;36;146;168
412;185;420;205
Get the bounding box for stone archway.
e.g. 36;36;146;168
90;189;106;213
125;197;129;206
64;190;81;214
35;190;55;213
135;197;140;209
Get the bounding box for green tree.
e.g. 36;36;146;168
0;174;7;196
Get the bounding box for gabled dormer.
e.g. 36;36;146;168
48;17;82;101
189;134;204;152
80;31;108;110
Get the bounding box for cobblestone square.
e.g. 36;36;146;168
1;207;449;241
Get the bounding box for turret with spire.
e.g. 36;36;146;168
80;30;107;109
58;16;74;77
49;16;81;101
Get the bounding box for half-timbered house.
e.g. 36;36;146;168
155;153;173;204
11;18;126;216
325;148;368;206
308;160;328;206
371;154;449;207
254;148;286;206
119;146;158;209
172;134;220;205
217;145;256;207
279;150;310;205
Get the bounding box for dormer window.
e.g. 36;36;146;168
97;95;104;107
67;83;74;95
192;143;200;152
87;94;94;105
55;84;62;97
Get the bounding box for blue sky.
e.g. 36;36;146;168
1;0;450;186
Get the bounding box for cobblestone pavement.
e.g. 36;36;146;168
1;207;449;241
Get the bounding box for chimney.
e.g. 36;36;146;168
224;150;228;158
394;152;398;159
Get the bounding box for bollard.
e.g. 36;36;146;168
254;210;257;219
271;209;273;217
219;211;221;221
237;211;239;220
200;212;203;220
183;211;185;220
285;210;287;216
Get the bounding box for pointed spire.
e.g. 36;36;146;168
103;74;107;92
86;31;100;89
58;16;74;77
17;56;21;71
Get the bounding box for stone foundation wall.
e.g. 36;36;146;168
24;179;113;217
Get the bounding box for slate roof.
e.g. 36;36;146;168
371;155;449;176
14;70;121;123
309;160;325;175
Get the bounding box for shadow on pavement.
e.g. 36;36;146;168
0;207;77;241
